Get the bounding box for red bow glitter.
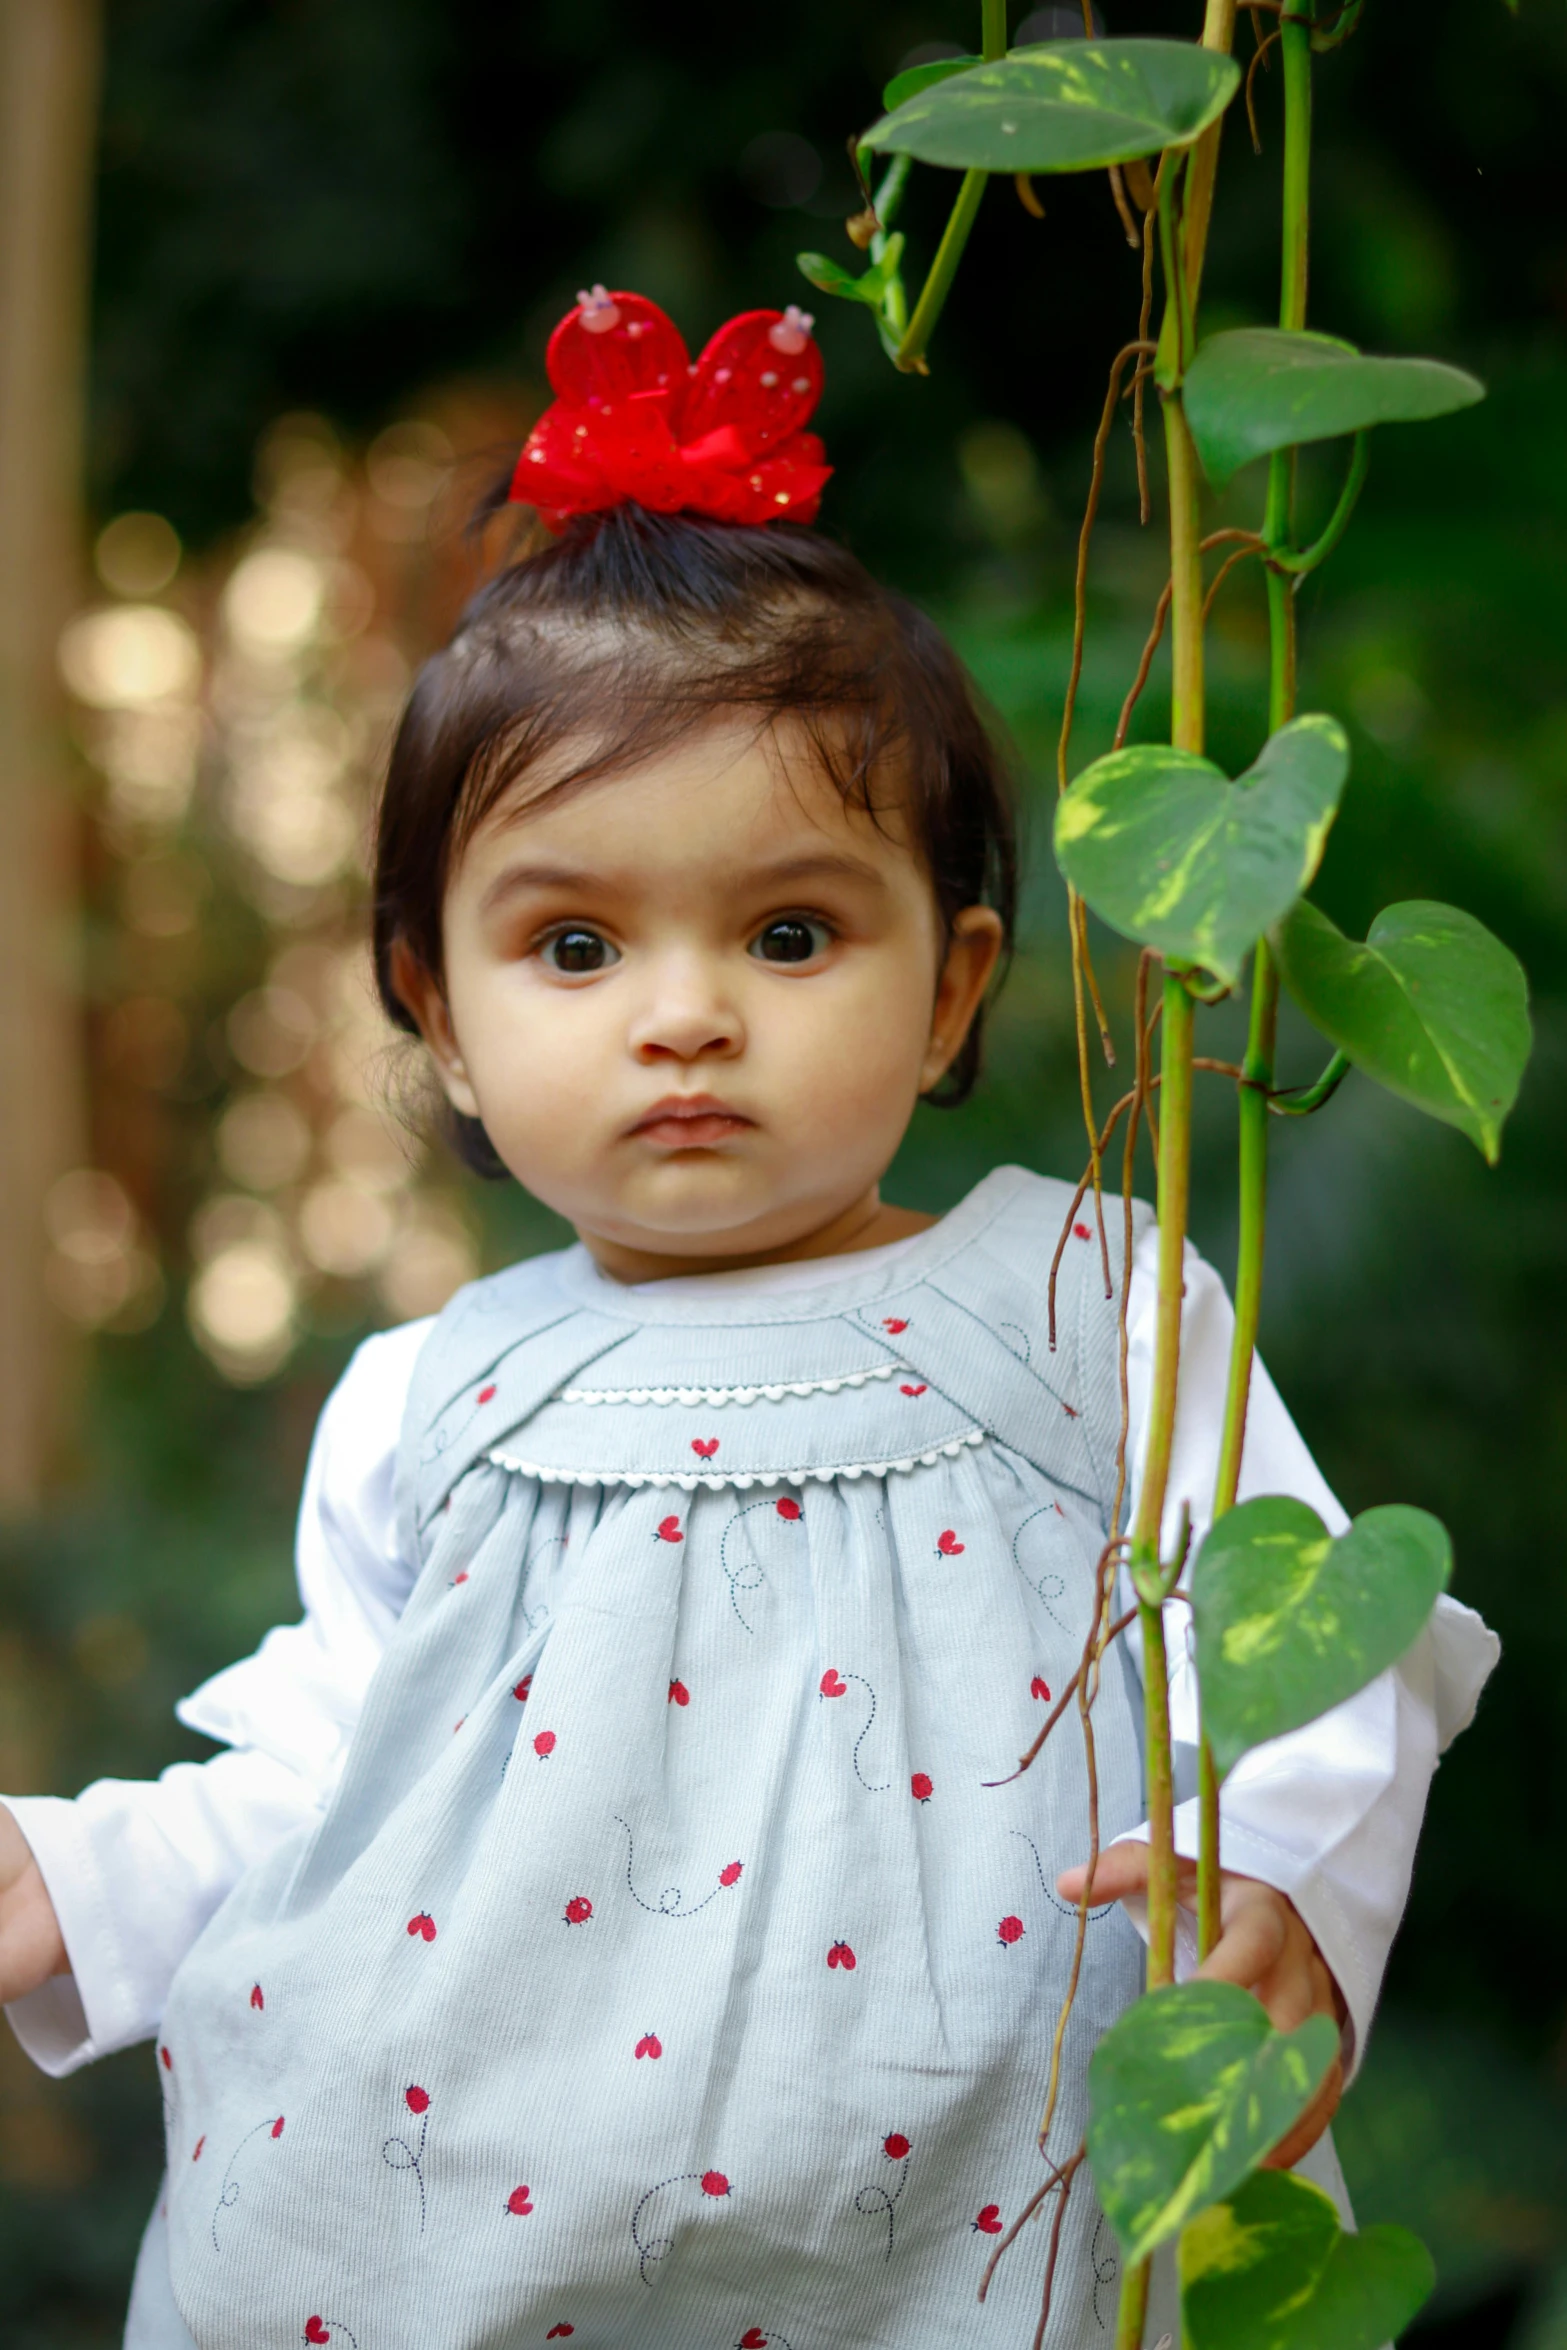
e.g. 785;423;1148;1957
509;285;831;532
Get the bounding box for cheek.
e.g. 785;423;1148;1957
447;960;610;1112
760;955;935;1105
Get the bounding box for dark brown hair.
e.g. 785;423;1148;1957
373;503;1018;1177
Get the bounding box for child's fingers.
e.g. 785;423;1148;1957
1195;1887;1290;1991
1054;1842;1156;1905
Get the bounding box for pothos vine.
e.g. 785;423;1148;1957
800;6;1531;2346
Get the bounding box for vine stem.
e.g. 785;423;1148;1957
1162;400;1206;756
1274;429;1369;575
891;0;1006;374
894;170;988;375
1132;972;1195;1998
1115;2257;1152;2350
1199;0;1314;1965
1181;0;1240;308
1113;11;1233;2339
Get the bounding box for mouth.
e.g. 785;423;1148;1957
627;1093;755;1148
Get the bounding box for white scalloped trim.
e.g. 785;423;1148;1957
487;1425;987;1492
556;1361;909;1409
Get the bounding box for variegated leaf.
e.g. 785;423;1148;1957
1193;1496;1451;1779
1086;1981;1336;2267
1053;714;1348;986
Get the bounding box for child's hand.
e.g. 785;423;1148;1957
0;1804;68;2004
1056;1844;1346;2171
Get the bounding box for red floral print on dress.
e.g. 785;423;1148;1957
211;2115;285;2252
382;2084;432;2234
630;2166;736;2284
616;1814;744;1916
818;1667;889;1791
720;1493;803;1631
856;2128;914;2259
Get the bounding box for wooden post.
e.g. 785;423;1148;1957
0;0;99;1508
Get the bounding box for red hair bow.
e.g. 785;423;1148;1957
509;286;831;532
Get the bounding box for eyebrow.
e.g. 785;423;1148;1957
476;849;890;917
477;863;604;915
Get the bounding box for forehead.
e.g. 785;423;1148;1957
461;713;919;877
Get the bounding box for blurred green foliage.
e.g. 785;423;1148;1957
2;0;1564;2340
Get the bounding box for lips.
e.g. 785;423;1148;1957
629;1094;752;1147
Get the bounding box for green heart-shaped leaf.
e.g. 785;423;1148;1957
1183;328;1484;489
1087;1980;1336;2267
881;53;981;111
1181;2169;1435;2350
862;38;1240;174
797;235;906;309
1276;898;1531;1163
1194;1497;1451;1780
1053;713;1348;987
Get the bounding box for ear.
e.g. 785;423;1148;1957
387;938;483;1120
920;905;1005;1092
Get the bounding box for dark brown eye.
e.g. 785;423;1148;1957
541;928;617;974
751;917;829;964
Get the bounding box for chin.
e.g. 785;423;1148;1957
610;1180;786;1245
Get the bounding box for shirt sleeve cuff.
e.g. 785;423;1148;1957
3;1795;128;2076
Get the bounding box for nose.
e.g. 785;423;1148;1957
627;951;744;1068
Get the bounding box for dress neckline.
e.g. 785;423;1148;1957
552;1165;1034;1330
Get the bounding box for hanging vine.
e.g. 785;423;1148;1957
801;6;1531;2345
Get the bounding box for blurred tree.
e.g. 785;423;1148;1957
0;0;99;1505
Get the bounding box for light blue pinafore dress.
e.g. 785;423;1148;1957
139;1167;1158;2349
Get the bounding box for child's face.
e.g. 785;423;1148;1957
394;716;1002;1275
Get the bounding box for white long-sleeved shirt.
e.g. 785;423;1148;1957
3;1225;1497;2080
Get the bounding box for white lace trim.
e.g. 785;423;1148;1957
487;1425;987;1492
556;1361;909;1409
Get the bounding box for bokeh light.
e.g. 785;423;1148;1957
215;1093;313;1192
94;511;181;598
58;605;200;708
